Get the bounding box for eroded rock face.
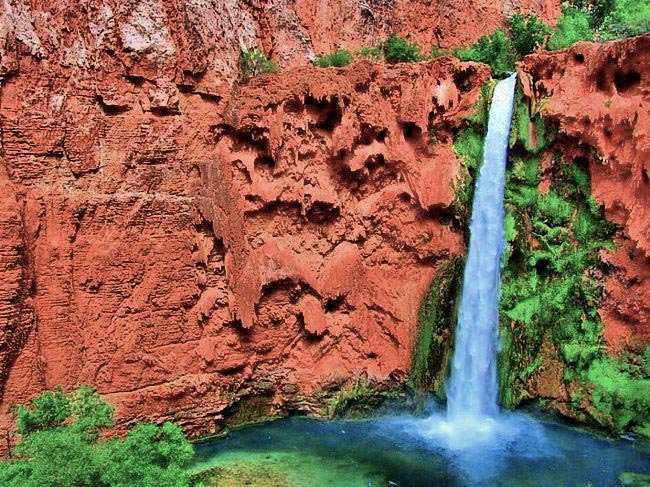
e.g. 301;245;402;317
520;35;650;351
0;0;494;438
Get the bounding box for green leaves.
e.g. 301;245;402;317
382;34;423;63
453;29;514;78
509;13;551;57
548;6;595;50
240;47;279;77
0;387;194;487
314;49;354;68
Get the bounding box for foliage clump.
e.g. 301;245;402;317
452;81;495;224
509;13;551;56
547;0;650;49
0;387;195;487
410;256;465;398
241;47;279;77
547;6;595;50
382;34;423;63
357;46;382;60
314;49;354;68
453;29;515;78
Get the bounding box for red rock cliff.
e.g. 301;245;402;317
2;0;547;438
520;35;650;353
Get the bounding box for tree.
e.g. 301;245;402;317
509;13;551;57
0;387;195;487
240;47;279;77
547;6;595;50
382;34;423;63
453;29;515;78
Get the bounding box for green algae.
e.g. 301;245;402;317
192;450;384;487
452;81;496;229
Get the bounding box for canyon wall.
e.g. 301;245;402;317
4;0;648;441
520;36;650;352
0;0;516;439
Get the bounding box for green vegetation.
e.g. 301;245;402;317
499;87;650;437
451;14;549;78
410;256;465;398
600;0;650;39
357;46;382;60
547;0;650;49
547;6;594;50
382;34;423;63
452;81;495;223
453;29;515;78
0;387;196;487
241;47;279;77
510;89;556;153
314;49;354;68
510;13;551;56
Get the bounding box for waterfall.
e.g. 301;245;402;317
446;74;518;420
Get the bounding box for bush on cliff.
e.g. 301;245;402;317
509;13;551;56
314;49;354;68
0;386;195;487
547;6;595;50
382;34;423;63
600;0;650;39
453;29;515;78
241;47;279;77
357;46;383;60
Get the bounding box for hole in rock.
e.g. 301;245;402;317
596;69;614;95
305;95;343;132
306;202;340;223
324;295;346;313
573;53;585;64
358;123;388;145
453;67;475;93
297;314;324;343
124;74;146;87
95;95;131;115
401;122;422;142
254;155;276;170
284;96;303;114
614;70;641;94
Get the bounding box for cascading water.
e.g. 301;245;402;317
411;75;534;465
445;73;518;421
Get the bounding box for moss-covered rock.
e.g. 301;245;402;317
499;82;650;437
409;255;465;398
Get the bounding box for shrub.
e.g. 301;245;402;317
453;29;514;78
357;46;382;60
241;47;279;77
509;13;551;57
547;6;595;49
382;34;422;63
0;387;195;487
600;0;650;39
314;49;354;68
429;45;450;59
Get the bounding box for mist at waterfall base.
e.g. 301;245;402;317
193;76;650;485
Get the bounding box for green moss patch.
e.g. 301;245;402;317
499;86;650;437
